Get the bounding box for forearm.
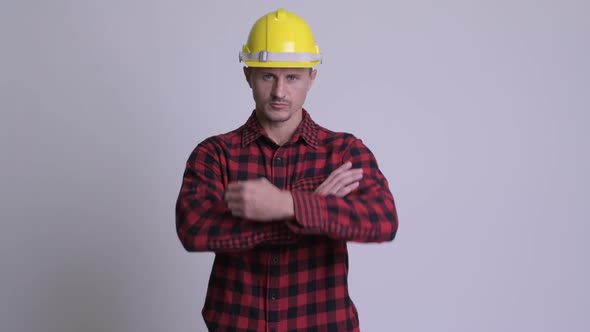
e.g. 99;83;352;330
286;188;398;242
176;197;299;252
285;137;398;243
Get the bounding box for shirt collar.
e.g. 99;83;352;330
241;109;319;148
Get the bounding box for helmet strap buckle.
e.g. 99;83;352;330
258;51;269;62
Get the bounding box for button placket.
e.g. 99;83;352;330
272;149;286;189
268;148;286;329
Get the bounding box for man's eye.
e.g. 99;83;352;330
262;74;273;80
287;75;298;81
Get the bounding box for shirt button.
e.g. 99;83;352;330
271;293;277;300
272;256;278;264
275;157;283;163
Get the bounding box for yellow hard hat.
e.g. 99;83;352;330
239;8;322;68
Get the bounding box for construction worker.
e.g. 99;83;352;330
176;8;398;331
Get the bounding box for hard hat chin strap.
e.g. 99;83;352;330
239;51;322;63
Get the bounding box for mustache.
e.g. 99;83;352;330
270;98;290;103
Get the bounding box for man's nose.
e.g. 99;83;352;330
271;77;286;98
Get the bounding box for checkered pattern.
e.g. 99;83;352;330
176;110;398;331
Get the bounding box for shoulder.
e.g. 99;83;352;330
314;122;365;150
202;127;241;148
312;121;379;166
187;126;243;161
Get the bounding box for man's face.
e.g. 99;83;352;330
244;67;317;126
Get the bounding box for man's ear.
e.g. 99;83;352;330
310;69;317;80
308;69;317;90
243;66;252;88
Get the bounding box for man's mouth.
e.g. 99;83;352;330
270;101;289;109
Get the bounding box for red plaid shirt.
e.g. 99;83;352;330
176;110;398;332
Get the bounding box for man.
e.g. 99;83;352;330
176;8;398;332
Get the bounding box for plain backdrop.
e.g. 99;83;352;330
1;1;589;331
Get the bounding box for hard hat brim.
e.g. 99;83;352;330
240;51;322;68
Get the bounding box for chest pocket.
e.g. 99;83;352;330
291;175;326;192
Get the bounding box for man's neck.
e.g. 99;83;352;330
257;110;303;146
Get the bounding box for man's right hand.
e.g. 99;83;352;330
315;162;363;197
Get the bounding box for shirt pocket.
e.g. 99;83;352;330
291;175;326;192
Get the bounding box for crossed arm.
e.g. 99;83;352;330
223;161;362;221
176;138;397;253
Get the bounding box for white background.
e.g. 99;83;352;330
1;1;589;331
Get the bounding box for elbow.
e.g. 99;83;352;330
177;231;201;252
178;235;199;252
385;226;397;242
378;209;398;243
177;232;211;252
176;216;209;252
366;193;398;243
383;197;399;242
387;209;399;242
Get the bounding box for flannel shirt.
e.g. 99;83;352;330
176;110;398;332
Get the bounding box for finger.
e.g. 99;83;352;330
334;181;360;197
322;162;353;186
336;161;353;172
226;200;244;216
227;181;243;190
229;208;244;218
256;177;270;184
224;191;234;202
316;164;353;194
333;169;363;189
329;162;353;179
226;184;242;198
314;181;328;195
323;169;362;195
224;191;244;205
315;180;337;195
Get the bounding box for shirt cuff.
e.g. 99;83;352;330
286;191;325;234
